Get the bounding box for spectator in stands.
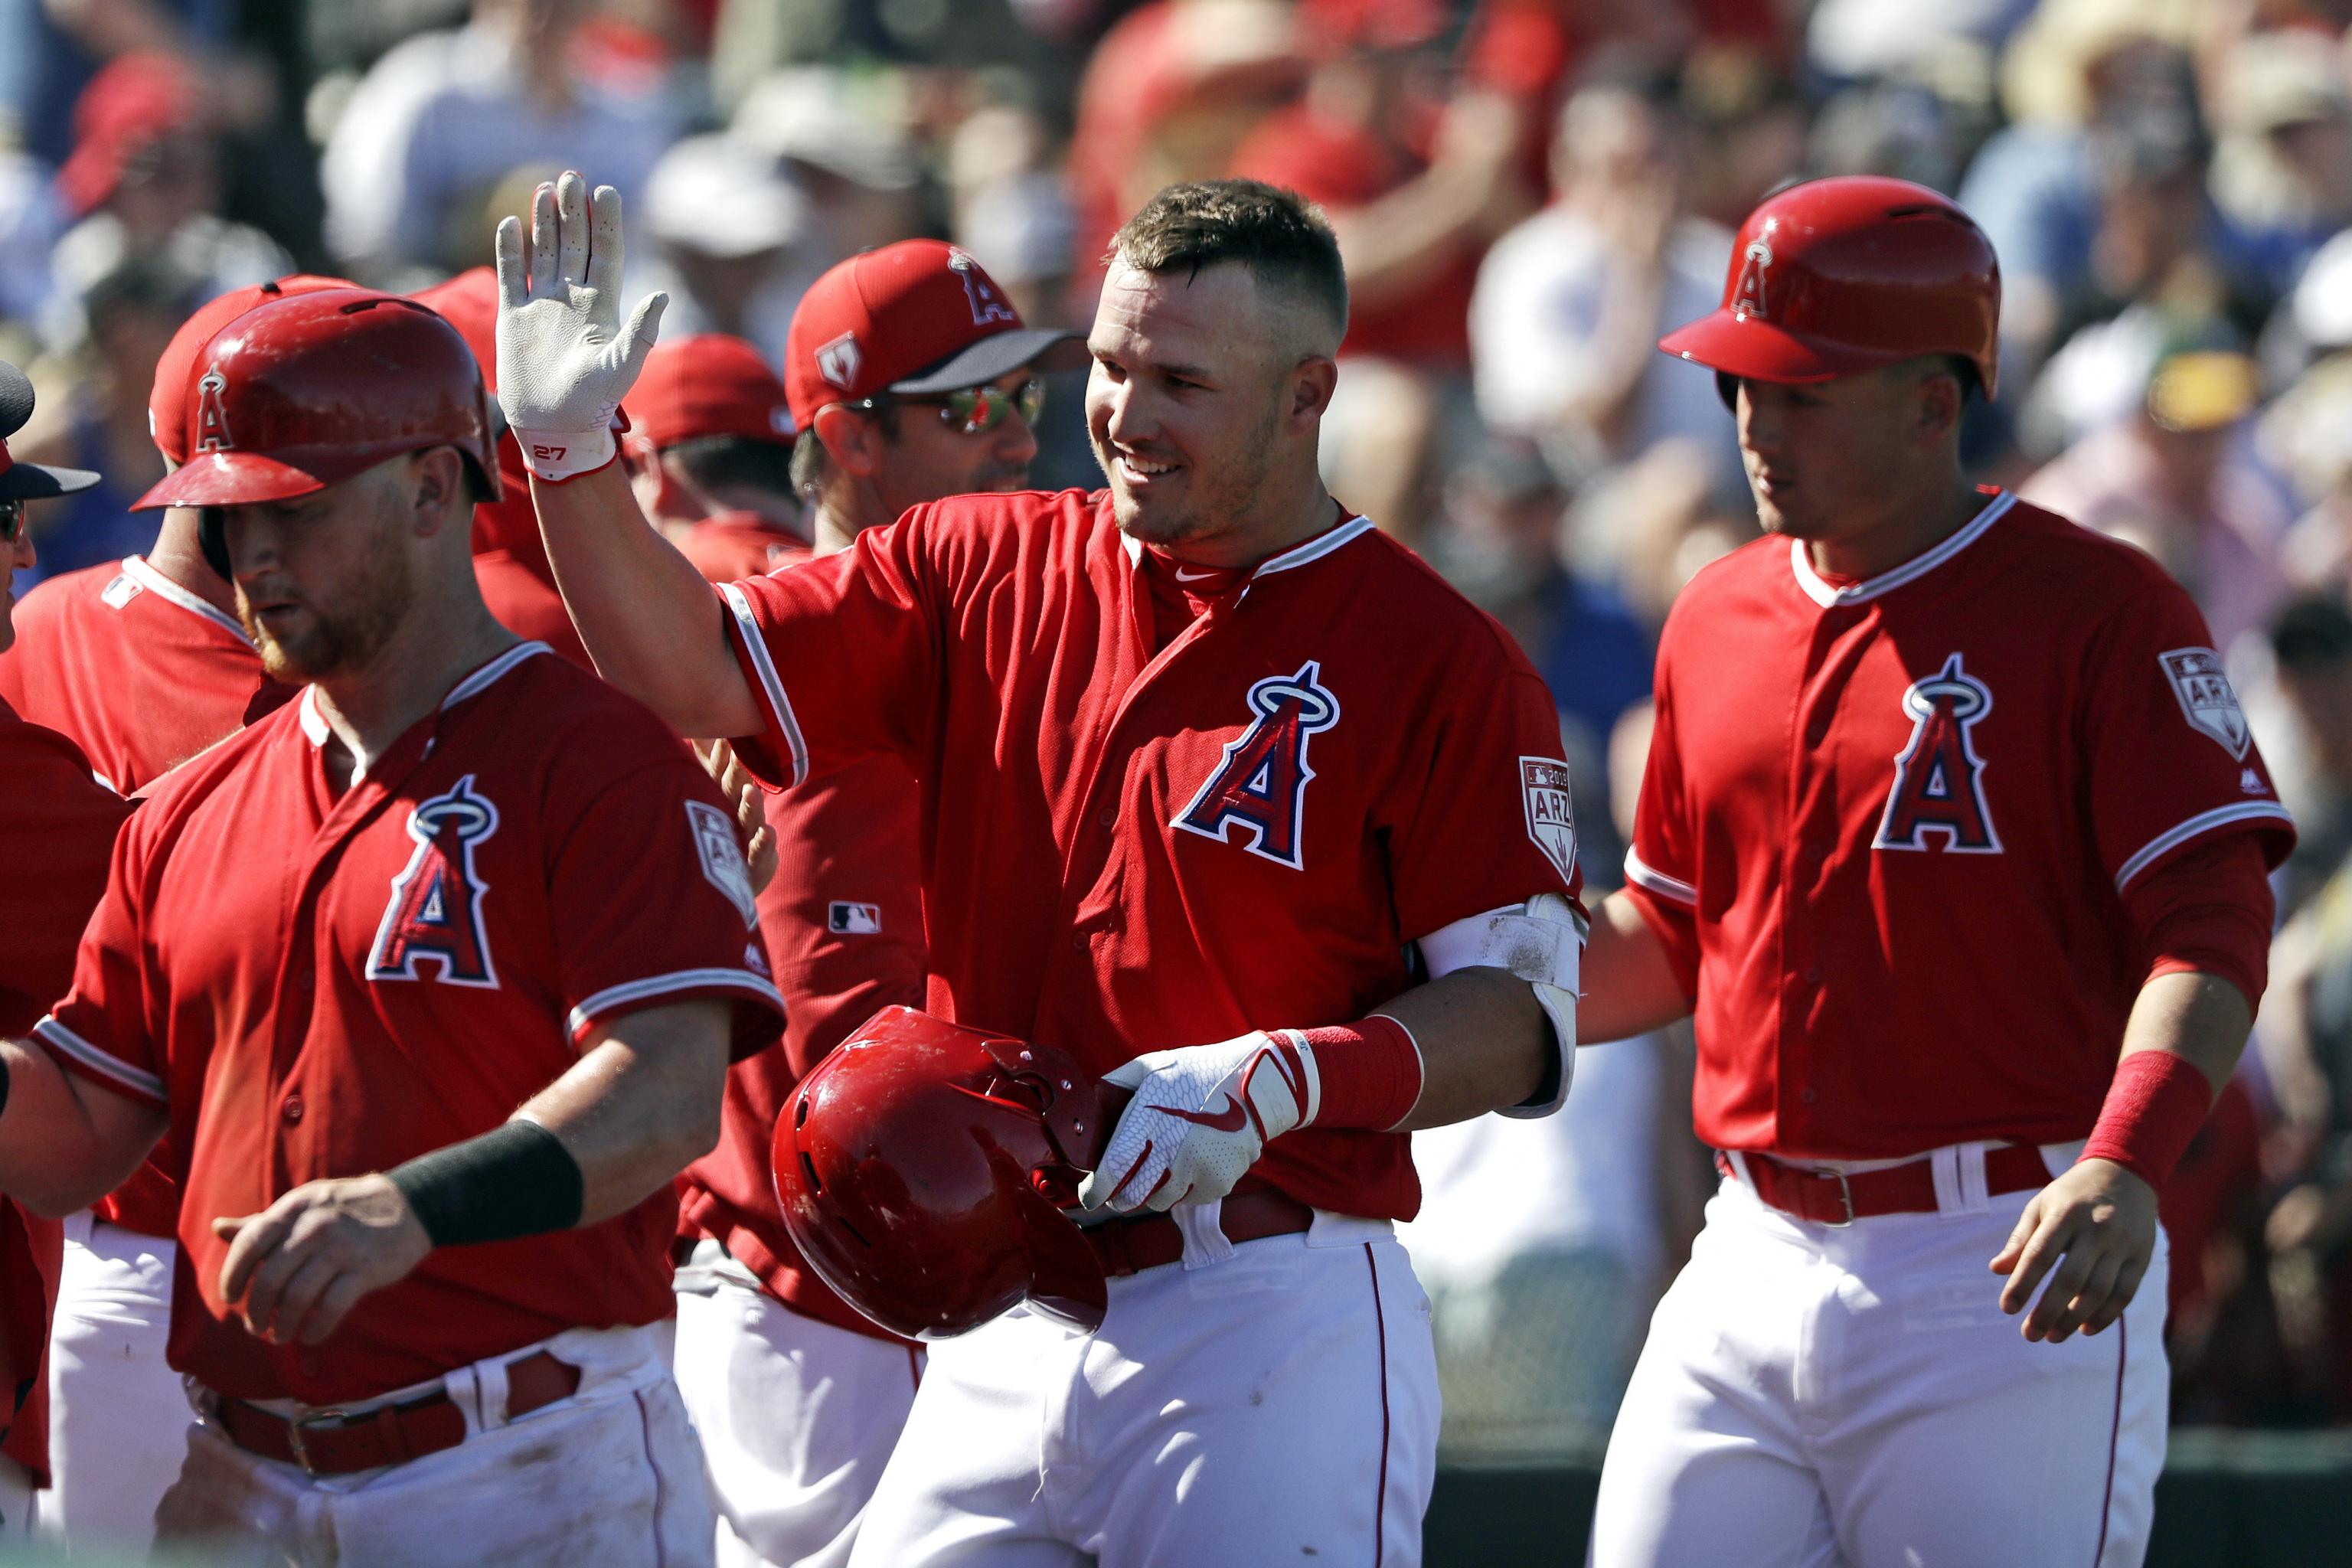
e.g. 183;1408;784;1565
2206;29;2352;303
732;67;925;284
1469;72;1741;498
319;0;679;276
635;132;811;368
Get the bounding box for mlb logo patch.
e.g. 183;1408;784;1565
1519;757;1577;883
2160;648;2251;759
829;901;882;935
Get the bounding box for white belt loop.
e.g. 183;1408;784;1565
1724;1150;1755;1190
1176;1198;1236;1270
472;1354;512;1434
1929;1142;1993;1214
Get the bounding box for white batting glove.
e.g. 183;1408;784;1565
492;170;668;481
1077;1031;1321;1215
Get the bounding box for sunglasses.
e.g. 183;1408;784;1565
0;498;23;546
857;377;1044;436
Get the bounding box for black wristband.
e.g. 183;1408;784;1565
387;1119;584;1248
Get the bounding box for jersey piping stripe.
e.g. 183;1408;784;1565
1623;849;1698;906
441;641;550;709
32;1015;166;1106
1252;515;1377;579
2112;800;2295;890
565;967;787;1039
118;556;251;641
719;583;810;786
1788;491;2018;609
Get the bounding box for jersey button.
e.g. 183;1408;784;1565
281;1094;305;1125
1070;931;1086;952
1800;1089;1819;1105
1804;966;1822;984
1096;806;1117;828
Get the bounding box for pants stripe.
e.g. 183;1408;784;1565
1365;1243;1391;1568
2090;1315;2127;1567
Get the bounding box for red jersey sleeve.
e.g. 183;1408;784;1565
1622;647;1702;995
0;708;133;1037
548;756;786;1060
2080;580;2295;892
1389;663;1584;944
715;510;944;791
31;814;167;1112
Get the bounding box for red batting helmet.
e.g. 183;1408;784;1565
132;289;503;511
1658;175;2001;399
773;1006;1116;1339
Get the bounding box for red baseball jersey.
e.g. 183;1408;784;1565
33;644;785;1403
1622;492;2296;1160
0;556;296;1236
0;701;132;1481
678;752;925;1341
720;491;1582;1220
678;512;810;584
0;556;295;794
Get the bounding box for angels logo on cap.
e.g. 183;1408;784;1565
1733;237;1772;321
949;248;1018;329
816;332;863;392
195;370;234;452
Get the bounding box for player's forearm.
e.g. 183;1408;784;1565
1379;967;1550;1129
531;463;763;740
1577;892;1694;1044
0;1039;164;1215
2118;969;2253;1096
516;1000;730;1225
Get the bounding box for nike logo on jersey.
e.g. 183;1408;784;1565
1173;660;1341;870
1174;566;1218;583
1873;653;2002;854
1165;1094;1251;1133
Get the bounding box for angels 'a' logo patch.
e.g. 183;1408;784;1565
686;799;759;929
367;776;501;986
2161;648;2251;759
1733;237;1772;320
1521;757;1576;882
815;331;862;392
947;247;1018;327
194;370;234;452
1873;653;2001;854
1174;661;1341;870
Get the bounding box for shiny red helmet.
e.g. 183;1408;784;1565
773;1006;1116;1339
132;289;503;511
1658;175;2001;399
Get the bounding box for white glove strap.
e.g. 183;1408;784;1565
515;426;616;483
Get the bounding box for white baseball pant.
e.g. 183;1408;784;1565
1590;1144;2170;1568
672;1241;923;1568
35;1210;187;1555
152;1321;714;1567
847;1206;1439;1568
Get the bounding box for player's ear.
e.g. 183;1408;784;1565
1288;354;1338;427
814;405;884;480
1910;361;1964;449
408;447;468;537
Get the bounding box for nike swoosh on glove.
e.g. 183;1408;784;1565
494;170;668;481
1076;1031;1322;1215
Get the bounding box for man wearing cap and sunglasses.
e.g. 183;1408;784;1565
665;240;1077;1568
0;358;137;1537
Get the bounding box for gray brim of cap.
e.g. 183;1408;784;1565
890;328;1087;397
0;462;102;500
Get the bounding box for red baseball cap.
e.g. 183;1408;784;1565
57;52;198;217
629;335;795;456
151;274;359;466
783;240;1079;429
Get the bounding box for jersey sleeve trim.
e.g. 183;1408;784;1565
717;582;809;788
1624;849;1697;907
32;1016;165;1109
566;966;788;1042
2114;801;2296;891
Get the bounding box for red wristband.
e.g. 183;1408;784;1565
1298;1017;1424;1132
2079;1050;2213;1190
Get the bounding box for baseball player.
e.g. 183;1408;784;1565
0;277;340;1554
410;266;596;670
0;289;782;1567
622;332;809;583
0;358;133;1536
503;169;1586;1565
1578;177;2295;1566
667;242;1073;1568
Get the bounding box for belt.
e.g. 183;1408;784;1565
211;1350;582;1477
1724;1144;2051;1227
1086;1190;1316;1278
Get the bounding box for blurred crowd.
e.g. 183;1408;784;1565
9;0;2352;1456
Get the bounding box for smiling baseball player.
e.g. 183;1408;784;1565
1579;176;2295;1567
0;289;782;1566
501;171;1585;1565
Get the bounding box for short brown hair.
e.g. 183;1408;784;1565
1109;180;1348;343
